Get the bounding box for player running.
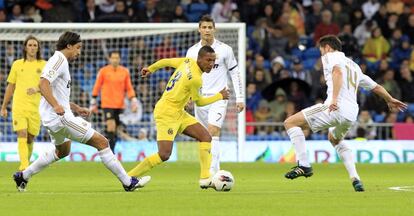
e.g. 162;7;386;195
186;15;244;175
283;35;407;192
1;35;46;171
128;46;230;189
12;32;150;192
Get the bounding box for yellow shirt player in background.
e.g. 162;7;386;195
128;46;230;189
0;35;46;171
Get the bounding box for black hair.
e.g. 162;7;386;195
198;45;215;58
56;31;81;51
318;35;342;51
199;14;215;28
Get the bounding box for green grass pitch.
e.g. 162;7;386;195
0;162;413;216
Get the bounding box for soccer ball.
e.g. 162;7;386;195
212;170;234;192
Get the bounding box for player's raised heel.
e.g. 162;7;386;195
13;171;28;192
199;178;214;189
352;179;365;192
284;165;313;180
124;176;151;192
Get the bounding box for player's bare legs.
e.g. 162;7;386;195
328;129;364;192
283;111;313;179
207;124;221;174
182;123;213;188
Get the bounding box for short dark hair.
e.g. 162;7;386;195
23;35;42;61
56;31;81;51
109;50;121;57
198;45;215;58
199;14;215;27
318;35;342;51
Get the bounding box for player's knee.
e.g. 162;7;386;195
207;125;220;137
199;132;212;142
158;151;171;161
283;117;294;130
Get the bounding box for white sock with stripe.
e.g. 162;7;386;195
287;127;310;167
22;148;58;180
335;141;360;180
210;136;220;175
99;147;131;186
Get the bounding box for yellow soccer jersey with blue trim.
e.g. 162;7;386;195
7;59;46;113
148;58;222;111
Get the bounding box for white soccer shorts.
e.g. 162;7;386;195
195;99;228;128
45;112;95;145
302;103;353;140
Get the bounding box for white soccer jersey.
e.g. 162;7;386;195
39;51;72;126
186;39;243;103
321;51;377;121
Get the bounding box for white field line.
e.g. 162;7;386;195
388;186;414;192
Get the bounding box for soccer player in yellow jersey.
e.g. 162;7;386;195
1;35;46;171
128;46;230;189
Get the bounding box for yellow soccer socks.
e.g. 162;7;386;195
17;137;29;171
199;142;212;179
128;153;162;177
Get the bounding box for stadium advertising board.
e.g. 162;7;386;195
1;141;413;163
0;141;177;162
243;141;414;163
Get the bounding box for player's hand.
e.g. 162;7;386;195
77;107;91;118
89;97;98;114
0;107;7;118
387;98;408;112
220;88;230;100
27;87;38;95
131;97;139;113
328;99;338;112
236;102;245;113
54;104;65;116
141;68;151;78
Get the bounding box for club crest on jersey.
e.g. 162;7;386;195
14;120;18;126
47;70;55;78
168;128;173;135
37;68;42;74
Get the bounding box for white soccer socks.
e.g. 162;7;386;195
22;148;59;180
287;127;310;167
210;136;220;175
335;142;360;180
99;147;131;185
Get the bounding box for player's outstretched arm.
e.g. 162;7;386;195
194;88;230;107
142;58;185;77
39;78;65;115
0;83;16;118
372;85;408;112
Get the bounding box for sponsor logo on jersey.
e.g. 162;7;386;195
213;64;219;69
168;128;173;135
37;68;42;74
66;80;71;88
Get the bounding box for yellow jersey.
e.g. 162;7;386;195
148;58;222;111
7;59;46;113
